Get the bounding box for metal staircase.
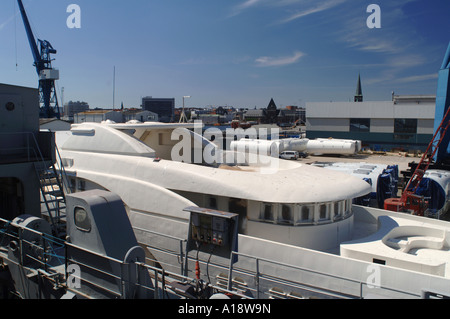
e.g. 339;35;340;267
34;147;69;237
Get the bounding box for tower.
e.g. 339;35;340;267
354;73;363;102
266;98;279;124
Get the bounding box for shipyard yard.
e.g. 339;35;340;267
306;152;416;182
303;151;429;198
303;151;417;174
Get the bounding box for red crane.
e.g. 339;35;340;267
384;105;450;215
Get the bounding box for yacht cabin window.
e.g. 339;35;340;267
69;178;76;193
298;205;313;224
78;179;86;191
345;199;352;216
334;202;343;220
209;196;217;209
279;204;293;224
319;204;327;220
263;204;273;221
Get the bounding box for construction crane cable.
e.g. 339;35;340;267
14;0;18;70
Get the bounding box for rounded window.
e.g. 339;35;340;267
280;204;293;224
301;206;310;221
5;102;15;112
74;207;91;232
319;204;327;219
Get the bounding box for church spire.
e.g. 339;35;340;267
354;73;363;102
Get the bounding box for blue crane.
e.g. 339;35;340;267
17;0;60;119
433;41;450;165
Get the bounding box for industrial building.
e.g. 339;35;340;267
306;94;435;152
123;109;158;123
306;74;436;152
142;97;175;123
40;118;71;131
244;99;306;125
74;110;123;124
63;101;89;121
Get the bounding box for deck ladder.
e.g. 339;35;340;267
34;146;69;237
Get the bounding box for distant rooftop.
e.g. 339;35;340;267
392;94;436;103
77;110;115;115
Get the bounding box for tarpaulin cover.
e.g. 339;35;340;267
354;178;372;206
415;178;446;212
377;173;393;208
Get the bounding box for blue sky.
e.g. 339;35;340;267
0;0;449;110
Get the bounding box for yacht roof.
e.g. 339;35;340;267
61;122;372;203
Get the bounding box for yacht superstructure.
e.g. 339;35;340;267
56;121;450;299
58;122;369;250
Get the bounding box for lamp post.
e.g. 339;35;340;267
179;95;191;123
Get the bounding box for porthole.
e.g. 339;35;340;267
5;102;15;112
74;207;91;232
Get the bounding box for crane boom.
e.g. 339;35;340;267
433;42;450;164
16;0;40;72
17;0;60;119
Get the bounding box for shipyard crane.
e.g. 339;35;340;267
384;41;450;216
433;42;450;165
17;0;60;119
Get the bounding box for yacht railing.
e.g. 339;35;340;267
0;217;248;299
0;131;69;231
226;251;423;299
55;145;72;195
0;215;440;299
132;226;188;275
131;225;423;299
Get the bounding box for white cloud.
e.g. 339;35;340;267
255;51;305;67
365;54;429;85
396;73;438;83
278;0;347;24
387;55;426;68
228;0;263;18
229;0;347;22
0;13;17;32
238;0;261;10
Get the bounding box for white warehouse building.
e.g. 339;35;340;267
306;93;436;152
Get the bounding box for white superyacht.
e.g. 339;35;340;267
56;121;450;299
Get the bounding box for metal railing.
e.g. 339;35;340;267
226;251;422;299
55;145;72;195
130;224;423;299
132;226;188;275
0;131;70;232
0;214;439;299
0;217;249;299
